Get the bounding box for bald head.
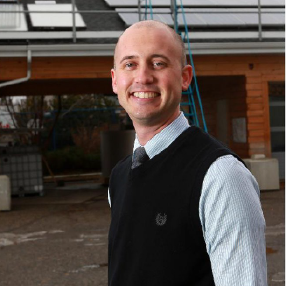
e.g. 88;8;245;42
114;20;186;68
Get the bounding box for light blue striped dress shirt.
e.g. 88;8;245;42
131;112;268;286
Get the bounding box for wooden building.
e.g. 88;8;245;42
0;0;285;177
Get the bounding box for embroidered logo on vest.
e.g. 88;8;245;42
155;213;167;226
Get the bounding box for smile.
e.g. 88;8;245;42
133;92;160;99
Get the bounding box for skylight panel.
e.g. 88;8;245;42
117;7;285;27
0;4;28;31
104;0;285;7
27;4;86;29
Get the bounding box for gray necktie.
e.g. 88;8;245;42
131;147;149;169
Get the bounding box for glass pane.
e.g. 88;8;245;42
271;131;285;152
269;106;285;127
270;96;285;103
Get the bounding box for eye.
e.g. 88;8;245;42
124;62;136;70
153;62;166;69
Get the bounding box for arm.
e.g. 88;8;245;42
199;155;268;286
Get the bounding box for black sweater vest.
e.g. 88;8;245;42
108;126;239;286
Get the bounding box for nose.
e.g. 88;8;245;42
135;65;154;84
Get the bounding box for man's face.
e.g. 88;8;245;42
111;25;192;127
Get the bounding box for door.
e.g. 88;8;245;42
269;82;285;179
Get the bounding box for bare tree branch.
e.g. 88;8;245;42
5;96;18;129
60;94;90;118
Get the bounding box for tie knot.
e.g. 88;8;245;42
132;147;149;169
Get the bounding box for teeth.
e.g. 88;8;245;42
133;92;159;99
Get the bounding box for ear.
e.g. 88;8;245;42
181;65;193;91
111;68;118;94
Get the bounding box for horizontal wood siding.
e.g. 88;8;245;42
0;53;284;157
194;54;285;157
0;57;113;81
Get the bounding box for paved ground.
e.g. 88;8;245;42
0;182;284;286
262;188;285;285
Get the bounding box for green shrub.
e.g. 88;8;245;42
43;146;101;175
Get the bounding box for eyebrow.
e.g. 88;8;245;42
119;54;170;65
151;54;170;63
119;55;138;65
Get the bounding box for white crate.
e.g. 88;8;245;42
0;146;43;196
243;157;280;191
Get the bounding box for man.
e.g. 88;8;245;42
108;20;267;286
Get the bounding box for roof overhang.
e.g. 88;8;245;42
0;41;284;57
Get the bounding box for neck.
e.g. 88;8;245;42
133;111;180;146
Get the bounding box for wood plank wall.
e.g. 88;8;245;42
0;57;113;80
0;53;284;157
196;76;248;158
193;54;285;157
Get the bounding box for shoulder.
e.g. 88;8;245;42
200;154;264;230
204;154;258;195
184;127;234;161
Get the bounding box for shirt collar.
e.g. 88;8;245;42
133;112;190;159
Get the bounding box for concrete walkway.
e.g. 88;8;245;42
0;182;284;286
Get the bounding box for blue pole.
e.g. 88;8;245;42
179;0;208;132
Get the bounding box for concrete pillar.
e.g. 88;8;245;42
0;175;11;211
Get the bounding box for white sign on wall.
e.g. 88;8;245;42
232;117;247;143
